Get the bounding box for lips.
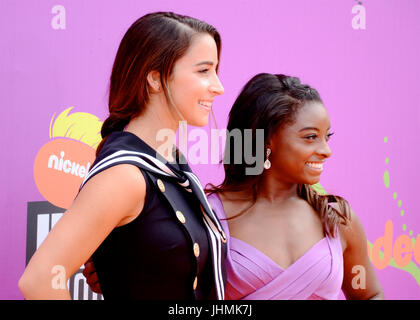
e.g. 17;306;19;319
198;100;212;110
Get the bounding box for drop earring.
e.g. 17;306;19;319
264;148;271;170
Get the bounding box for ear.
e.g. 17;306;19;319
146;70;162;93
266;133;278;154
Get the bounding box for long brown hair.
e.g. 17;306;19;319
96;12;222;155
206;73;350;237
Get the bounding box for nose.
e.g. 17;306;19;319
210;74;224;96
317;139;332;159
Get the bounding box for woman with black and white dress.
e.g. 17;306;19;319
19;12;227;300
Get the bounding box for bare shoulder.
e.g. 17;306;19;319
217;191;255;220
331;203;367;253
72;164;147;225
87;163;145;186
81;164;146;198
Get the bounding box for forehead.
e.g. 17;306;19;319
286;101;330;132
175;33;218;66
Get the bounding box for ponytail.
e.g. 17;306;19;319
298;184;351;237
96;113;130;156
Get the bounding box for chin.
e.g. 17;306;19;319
303;176;321;186
190;117;210;127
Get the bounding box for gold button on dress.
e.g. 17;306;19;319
157;179;165;192
175;210;186;224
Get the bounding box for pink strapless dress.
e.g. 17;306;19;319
208;193;344;300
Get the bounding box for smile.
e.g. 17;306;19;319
198;101;212;110
305;161;324;171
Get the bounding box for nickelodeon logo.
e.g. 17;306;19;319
34;107;102;209
368;220;420;270
47;150;91;178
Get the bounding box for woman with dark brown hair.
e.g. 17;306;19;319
206;73;384;300
18;12;226;300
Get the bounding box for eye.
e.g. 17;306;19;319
326;132;335;141
304;134;317;140
198;68;210;74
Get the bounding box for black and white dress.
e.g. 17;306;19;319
81;131;227;300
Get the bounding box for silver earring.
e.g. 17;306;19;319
264;148;271;170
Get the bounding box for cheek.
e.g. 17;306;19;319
176;77;207;103
274;145;310;169
199;78;210;88
290;142;314;159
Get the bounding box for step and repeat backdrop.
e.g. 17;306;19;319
1;0;419;299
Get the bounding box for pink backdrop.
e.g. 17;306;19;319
1;0;419;299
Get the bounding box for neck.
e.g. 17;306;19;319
124;94;181;162
257;172;299;203
220;174;299;205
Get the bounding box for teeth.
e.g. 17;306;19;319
199;101;212;108
306;162;323;169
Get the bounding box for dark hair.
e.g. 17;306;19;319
206;73;350;237
96;12;222;155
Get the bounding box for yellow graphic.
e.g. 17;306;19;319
34;107;102;209
49;107;102;148
381;136;420;285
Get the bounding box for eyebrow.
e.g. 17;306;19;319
298;126;331;132
194;61;217;67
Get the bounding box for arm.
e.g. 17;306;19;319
18;164;146;299
338;209;385;300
